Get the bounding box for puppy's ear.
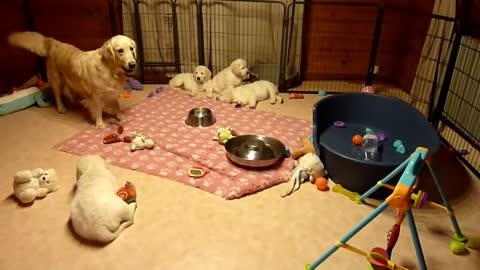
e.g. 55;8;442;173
101;40;115;61
206;68;212;79
231;63;241;76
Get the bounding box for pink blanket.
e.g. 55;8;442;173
55;87;312;199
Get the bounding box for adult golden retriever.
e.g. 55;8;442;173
8;32;137;129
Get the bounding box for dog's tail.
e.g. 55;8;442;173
8;31;56;57
93;219;134;244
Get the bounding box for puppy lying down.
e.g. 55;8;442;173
169;65;212;96
217;80;283;108
70;155;136;244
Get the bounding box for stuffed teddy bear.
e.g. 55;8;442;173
130;132;155;152
12;168;58;204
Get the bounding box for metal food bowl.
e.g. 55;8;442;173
185;107;216;127
225;135;286;168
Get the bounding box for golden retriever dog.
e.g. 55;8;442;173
203;58;250;98
8;31;137;129
169;65;212;97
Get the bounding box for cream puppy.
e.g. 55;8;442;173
217;80;283;108
70;155;137;244
169;65;212;96
204;58;250;98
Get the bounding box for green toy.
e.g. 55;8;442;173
213;126;238;144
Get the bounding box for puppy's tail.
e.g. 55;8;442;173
93;219;134;244
8;31;56;57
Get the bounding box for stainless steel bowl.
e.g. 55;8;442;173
225;135;286;168
185;107;216;127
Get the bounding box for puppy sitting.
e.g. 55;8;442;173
204;58;250;98
70;155;137;244
169;65;212;96
217;80;283;109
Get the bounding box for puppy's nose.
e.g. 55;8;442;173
196;77;201;81
128;62;136;69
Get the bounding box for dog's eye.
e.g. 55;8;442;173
117;49;124;53
241;67;245;70
201;72;204;75
130;47;134;51
46;181;50;184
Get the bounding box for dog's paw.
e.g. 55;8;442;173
57;105;67;114
95;122;106;130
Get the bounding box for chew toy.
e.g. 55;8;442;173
116;181;136;204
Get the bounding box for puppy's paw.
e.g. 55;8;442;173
95;122;106;130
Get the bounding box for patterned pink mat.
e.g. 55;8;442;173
55;87;312;199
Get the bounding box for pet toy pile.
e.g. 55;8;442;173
102;125;155;152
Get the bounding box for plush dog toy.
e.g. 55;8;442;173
12;168;58;204
281;153;326;197
291;136;315;160
130;132;155;152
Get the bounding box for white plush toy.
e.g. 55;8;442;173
216;80;283;109
281;153;326;197
12;168;58;204
130;131;155;152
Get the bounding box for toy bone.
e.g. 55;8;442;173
281;153;326;197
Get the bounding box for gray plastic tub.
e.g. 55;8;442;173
313;93;440;199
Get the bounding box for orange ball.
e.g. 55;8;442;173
352;134;363;146
315;177;329;191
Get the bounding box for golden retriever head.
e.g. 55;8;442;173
194;65;212;83
100;35;137;73
230;58;249;80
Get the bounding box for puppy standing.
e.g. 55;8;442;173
70;155;136;244
169;65;212;96
8;32;137;129
204;58;250;98
217;80;283;109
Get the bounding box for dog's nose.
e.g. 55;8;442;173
128;62;136;69
196;77;201;81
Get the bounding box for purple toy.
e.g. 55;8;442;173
457;149;469;156
376;131;387;141
334;121;345;128
125;77;143;91
155;87;164;94
147;92;155;98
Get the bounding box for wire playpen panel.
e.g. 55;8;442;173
285;1;378;93
440;36;480;173
200;0;286;86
